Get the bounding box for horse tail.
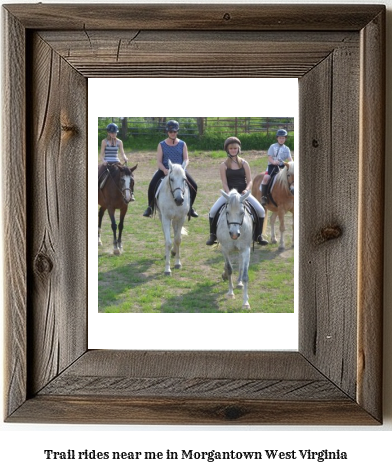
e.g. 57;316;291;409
252;173;264;203
262;212;268;235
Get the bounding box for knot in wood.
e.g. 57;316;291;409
61;124;78;134
223;13;231;21
223;405;244;420
314;225;342;245
34;252;53;275
312;139;319;148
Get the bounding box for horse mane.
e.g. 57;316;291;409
275;162;294;190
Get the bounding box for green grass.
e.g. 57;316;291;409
98;150;294;313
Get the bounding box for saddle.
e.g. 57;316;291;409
263;173;279;207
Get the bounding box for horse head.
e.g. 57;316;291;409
221;189;250;240
168;160;187;206
120;163;137;203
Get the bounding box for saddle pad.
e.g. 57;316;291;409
155;178;164;199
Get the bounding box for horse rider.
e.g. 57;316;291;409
206;137;268;246
143;120;198;218
98;122;130;191
260;129;293;205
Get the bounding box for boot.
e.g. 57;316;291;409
189;208;199;218
206;217;218;245
143;205;153;217
261;184;268;206
255;217;268;246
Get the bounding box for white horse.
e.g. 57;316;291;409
216;189;253;309
156;160;190;276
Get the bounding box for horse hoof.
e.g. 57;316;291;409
236;282;244;289
226;293;235;299
271;238;278;244
113;249;120;256
242;304;251;310
174;264;181;269
164;271;172;276
98;242;102;246
278;245;285;251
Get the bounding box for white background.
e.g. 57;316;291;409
1;1;391;473
89;77;299;351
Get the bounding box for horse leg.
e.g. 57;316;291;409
117;205;127;252
172;219;183;270
108;208;120;255
161;217;172;275
222;252;234;299
291;210;294;247
240;248;251;309
236;260;244;289
270;212;278;244
278;209;286;250
98;206;106;246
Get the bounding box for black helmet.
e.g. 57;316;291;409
276;129;288;137
224;136;241;152
165;120;180;132
106;123;119;133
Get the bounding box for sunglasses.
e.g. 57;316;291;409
168;130;178;133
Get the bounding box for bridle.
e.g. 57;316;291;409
168;171;187;199
225;202;246;229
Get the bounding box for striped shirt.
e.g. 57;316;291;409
161;140;185;168
104;139;120;163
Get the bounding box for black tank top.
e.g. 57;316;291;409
226;166;247;193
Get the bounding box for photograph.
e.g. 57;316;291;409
97;117;295;314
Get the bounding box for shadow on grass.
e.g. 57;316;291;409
160;281;221;313
98;257;157;309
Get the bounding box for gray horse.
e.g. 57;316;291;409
216;189;253;309
156;160;190;275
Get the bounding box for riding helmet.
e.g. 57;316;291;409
276;129;288;137
106;123;119;133
165;120;180;132
224;136;241;152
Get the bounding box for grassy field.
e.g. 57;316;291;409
98;149;294;313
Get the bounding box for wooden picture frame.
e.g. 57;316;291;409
3;4;384;424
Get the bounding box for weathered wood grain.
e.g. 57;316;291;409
9;396;378;425
2;8;27;420
38;30;359;78
357;10;385;422
27;33;87;396
4;4;384;31
298;42;360;399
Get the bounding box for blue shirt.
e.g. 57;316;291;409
160;140;185;168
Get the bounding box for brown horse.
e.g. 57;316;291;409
98;163;138;255
252;161;294;250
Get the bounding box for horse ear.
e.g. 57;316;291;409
130;164;138;173
240;189;251;202
220;190;230;201
285;161;290;169
168;160;173;171
182;160;188;171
